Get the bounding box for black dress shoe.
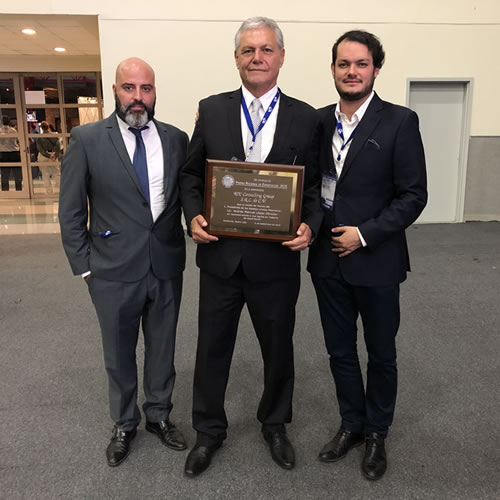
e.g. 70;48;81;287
362;432;387;480
184;443;222;477
106;426;137;467
263;430;295;470
318;428;364;462
146;420;187;450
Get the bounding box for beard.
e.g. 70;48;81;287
335;73;376;102
114;93;155;128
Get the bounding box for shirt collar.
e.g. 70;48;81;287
241;84;279;110
335;91;375;124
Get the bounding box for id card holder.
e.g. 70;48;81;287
321;175;336;210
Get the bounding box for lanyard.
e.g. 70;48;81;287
335;120;358;162
241;90;280;154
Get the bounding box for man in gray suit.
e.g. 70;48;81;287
59;57;188;467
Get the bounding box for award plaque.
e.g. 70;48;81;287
204;159;304;242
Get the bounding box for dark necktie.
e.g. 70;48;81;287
128;126;150;203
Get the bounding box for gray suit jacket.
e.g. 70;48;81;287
59;112;188;282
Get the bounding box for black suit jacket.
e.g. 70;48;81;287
307;93;427;286
59;112;189;282
180;88;322;282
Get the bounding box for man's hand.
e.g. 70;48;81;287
190;215;218;244
331;225;361;257
282;222;311;251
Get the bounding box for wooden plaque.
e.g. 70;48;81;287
203;159;304;242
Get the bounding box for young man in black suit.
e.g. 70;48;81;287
180;17;321;477
307;31;427;480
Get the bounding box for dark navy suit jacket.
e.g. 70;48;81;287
307;93;428;286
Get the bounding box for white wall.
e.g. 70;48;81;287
3;1;500;137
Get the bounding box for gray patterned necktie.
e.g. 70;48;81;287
246;98;262;163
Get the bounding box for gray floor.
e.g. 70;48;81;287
1;222;499;499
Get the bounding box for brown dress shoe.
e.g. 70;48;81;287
145;419;187;450
106;426;137;467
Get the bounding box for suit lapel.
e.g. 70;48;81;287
106;113;145;196
155;119;173;206
265;90;292;163
339;93;383;183
324;105;337;173
227;89;246;160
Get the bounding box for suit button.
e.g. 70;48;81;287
142;201;148;207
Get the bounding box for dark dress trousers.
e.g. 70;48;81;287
59;112;189;431
307;93;427;436
180;88;322;444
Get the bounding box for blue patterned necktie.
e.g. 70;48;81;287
128;126;150;203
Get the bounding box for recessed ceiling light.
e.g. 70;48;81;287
54;47;66;53
21;28;37;35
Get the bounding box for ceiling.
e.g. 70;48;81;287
0;14;100;57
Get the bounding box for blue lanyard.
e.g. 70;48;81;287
336;120;358;161
242;90;280;154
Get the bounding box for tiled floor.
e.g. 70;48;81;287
0;197;60;235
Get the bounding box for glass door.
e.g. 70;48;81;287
0;74;28;198
0;72;103;200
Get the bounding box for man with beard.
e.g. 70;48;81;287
307;31;427;480
59;57;189;467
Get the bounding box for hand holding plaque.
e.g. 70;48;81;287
203;159;304;242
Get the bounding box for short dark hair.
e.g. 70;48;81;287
2;116;9;126
332;30;385;69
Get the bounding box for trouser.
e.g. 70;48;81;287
37;154;59;193
192;266;300;445
0;151;22;191
312;267;400;437
87;270;183;431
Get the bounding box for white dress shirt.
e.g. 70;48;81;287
332;91;375;180
117;115;165;222
240;85;280;162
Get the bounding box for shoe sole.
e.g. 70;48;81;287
362;468;386;481
318;440;364;463
145;424;187;451
272;458;295;470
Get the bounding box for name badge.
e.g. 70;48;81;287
321;175;336;210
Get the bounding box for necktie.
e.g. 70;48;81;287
128;126;150;203
246;99;262;163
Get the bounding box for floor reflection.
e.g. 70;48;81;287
0;199;60;235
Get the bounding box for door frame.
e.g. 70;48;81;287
406;78;473;223
0;73;30;199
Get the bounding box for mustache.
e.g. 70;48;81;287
126;100;147;112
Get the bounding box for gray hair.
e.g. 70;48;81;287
234;17;284;51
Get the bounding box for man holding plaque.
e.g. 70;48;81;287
180;16;321;476
307;31;427;480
